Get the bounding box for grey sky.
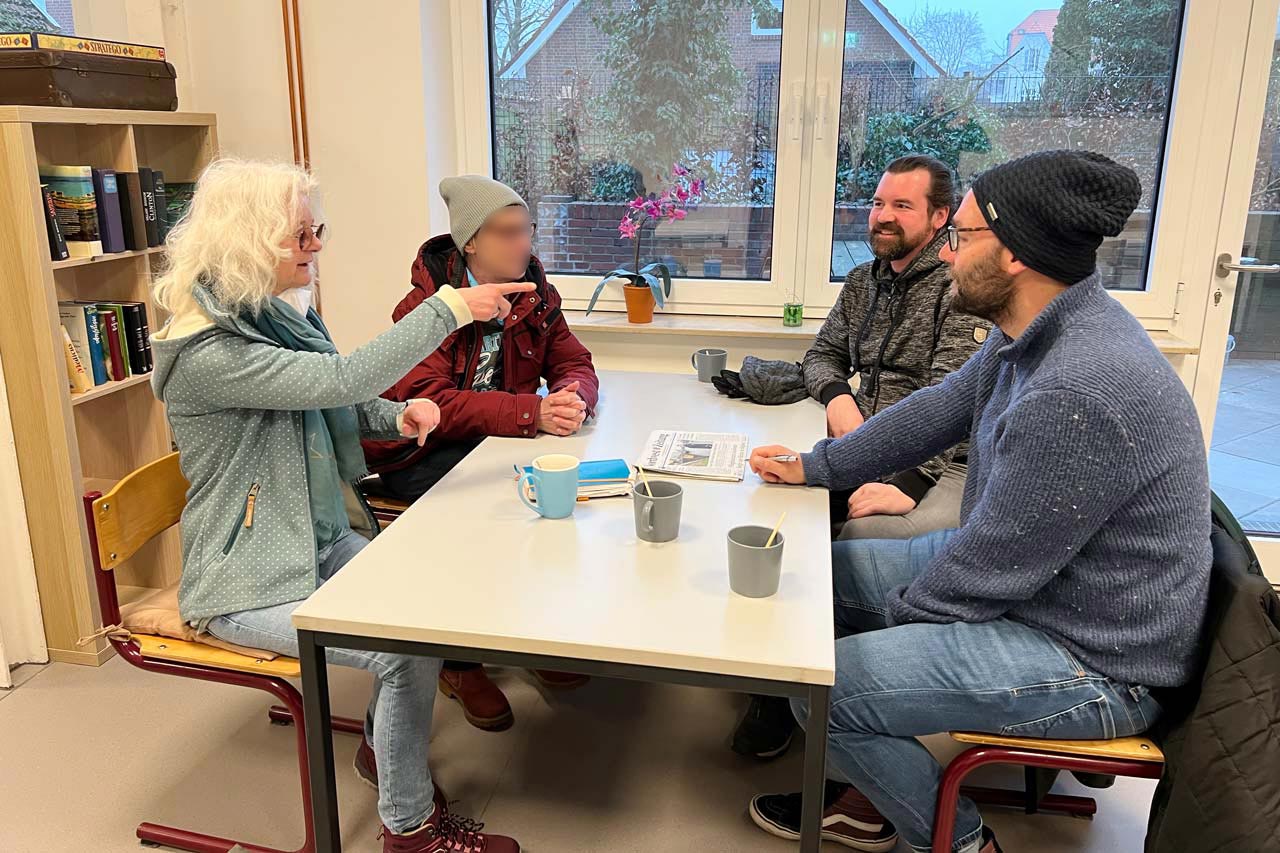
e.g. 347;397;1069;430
880;0;1060;57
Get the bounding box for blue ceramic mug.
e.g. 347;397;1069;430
518;454;580;519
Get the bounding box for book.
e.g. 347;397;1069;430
41;184;68;261
84;304;108;384
91;168;126;253
134;302;154;371
138;167;160;247
96;303;133;375
119;303;150;375
513;458;635;499
637;431;749;482
58;302;106;385
39;165;102;258
165;181;196;228
115;172;147;251
97;310;126;381
61;325;93;394
152;170;169;242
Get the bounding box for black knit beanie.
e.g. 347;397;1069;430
971;150;1141;285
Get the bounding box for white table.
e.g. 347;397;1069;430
293;370;836;851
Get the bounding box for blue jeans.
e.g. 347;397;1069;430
794;529;1161;853
207;531;442;834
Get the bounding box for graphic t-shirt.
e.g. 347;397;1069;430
466;268;504;393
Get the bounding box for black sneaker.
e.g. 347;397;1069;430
731;694;796;760
979;825;1003;853
749;781;898;852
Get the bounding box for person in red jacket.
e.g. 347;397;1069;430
363;175;600;732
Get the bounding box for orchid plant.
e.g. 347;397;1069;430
585;164;705;314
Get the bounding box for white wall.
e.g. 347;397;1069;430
0;356;48;685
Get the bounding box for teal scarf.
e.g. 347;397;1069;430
247;298;365;553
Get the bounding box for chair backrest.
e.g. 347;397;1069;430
82;453;188;627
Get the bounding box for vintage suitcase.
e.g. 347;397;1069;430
0;42;177;111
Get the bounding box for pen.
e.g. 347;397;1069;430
769;455;799;462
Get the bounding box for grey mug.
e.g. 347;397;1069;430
692;348;728;382
633;480;683;543
726;525;784;598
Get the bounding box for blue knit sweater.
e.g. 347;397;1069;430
802;274;1211;687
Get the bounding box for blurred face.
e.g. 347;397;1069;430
465;204;534;281
274;199;323;294
939;191;1015;322
867;169;948;262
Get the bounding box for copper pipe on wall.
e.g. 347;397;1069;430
280;0;301;165
291;0;311;168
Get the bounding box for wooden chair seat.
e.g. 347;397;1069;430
950;730;1164;763
133;633;302;679
365;494;411;515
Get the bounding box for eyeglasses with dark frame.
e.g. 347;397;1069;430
946;224;991;252
297;223;327;251
481;221;538;242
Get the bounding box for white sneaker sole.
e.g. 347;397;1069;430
748;796;898;853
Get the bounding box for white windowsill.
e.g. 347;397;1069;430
566;310;1200;354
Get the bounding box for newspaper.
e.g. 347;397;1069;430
637;431;748;482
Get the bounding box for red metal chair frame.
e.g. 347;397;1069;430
83;490;365;853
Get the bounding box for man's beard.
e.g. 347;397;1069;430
951;244;1016;323
869;223;929;262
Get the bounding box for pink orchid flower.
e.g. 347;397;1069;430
670;208;687;221
628;197;647;211
672;163;689;177
618;217;639;239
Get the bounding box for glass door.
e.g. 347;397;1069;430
1195;0;1280;559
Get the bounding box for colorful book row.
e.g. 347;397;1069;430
58;301;153;393
40;165;195;261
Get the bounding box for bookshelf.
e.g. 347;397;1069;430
0;107;217;666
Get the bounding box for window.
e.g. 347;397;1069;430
825;1;1184;295
489;0;787;292
457;1;1207;320
754;0;784;35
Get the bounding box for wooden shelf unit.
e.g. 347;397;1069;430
0;107;217;665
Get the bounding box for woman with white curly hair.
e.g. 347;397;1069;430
151;158;527;852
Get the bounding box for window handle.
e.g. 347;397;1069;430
815;81;830;141
788;82;804;141
1216;252;1280;277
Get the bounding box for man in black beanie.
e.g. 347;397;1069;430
744;151;1211;853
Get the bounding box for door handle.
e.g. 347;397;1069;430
1216;252;1280;277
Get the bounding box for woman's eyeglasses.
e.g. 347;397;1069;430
946;224;991;252
297;223;327;251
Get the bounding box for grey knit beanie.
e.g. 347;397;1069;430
439;175;528;251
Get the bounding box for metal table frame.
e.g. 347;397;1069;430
297;629;831;852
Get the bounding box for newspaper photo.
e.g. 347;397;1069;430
637;431;749;482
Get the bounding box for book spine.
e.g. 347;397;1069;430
62;326;93;394
121;304;149;376
84;305;107;385
41;184;69;261
136;303;154;372
92;168;126;253
99;311;126;381
153;170;169;243
40;165;102;258
138;168;159;248
115;172;147;251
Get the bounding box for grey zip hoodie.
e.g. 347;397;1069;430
151;283;471;624
802;231;991;501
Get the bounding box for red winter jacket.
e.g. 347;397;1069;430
362;234;599;474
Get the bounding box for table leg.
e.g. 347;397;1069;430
799;684;831;853
299;629;341;852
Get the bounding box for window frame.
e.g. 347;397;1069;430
454;0;1219;328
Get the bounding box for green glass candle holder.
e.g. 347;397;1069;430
783;302;804;327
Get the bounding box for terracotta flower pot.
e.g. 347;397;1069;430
623;284;655;324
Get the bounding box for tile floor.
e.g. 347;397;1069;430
1211;358;1280;533
2;657;1158;852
